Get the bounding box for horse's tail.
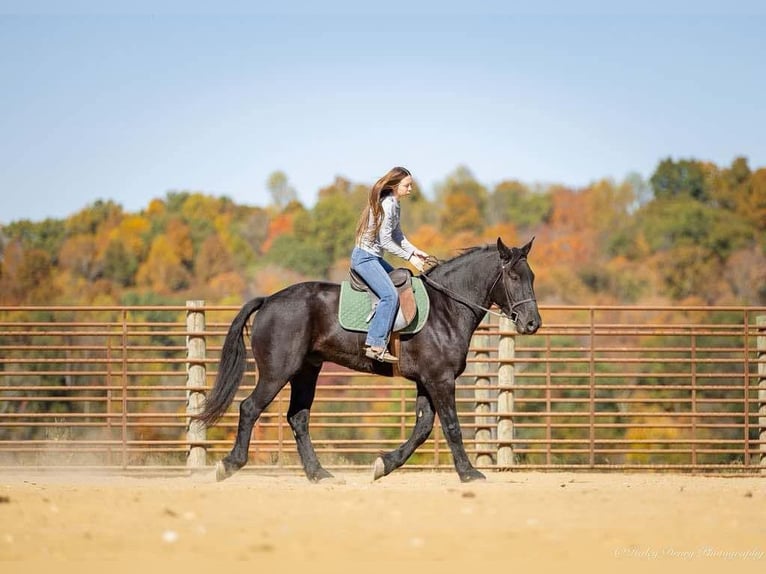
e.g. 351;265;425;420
195;297;266;426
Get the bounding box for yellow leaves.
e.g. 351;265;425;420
136;234;191;294
108;215;150;259
440;192;483;235
165;219;193;265
145;198;166;218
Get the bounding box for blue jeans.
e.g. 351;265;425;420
350;247;398;348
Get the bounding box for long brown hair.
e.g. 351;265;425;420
355;166;412;244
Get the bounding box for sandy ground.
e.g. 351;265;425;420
0;468;764;573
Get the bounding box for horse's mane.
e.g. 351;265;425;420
423;244;497;275
423;244;497;276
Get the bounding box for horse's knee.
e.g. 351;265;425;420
412;407;435;439
442;420;463;443
416;405;435;425
288;409;310;436
239;397;257;419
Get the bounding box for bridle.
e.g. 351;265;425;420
419;258;536;325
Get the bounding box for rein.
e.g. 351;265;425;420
419;260;536;324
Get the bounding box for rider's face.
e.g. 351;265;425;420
395;176;413;198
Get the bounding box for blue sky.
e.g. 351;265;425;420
1;1;765;223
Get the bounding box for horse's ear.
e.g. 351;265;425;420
521;236;535;256
497;237;513;260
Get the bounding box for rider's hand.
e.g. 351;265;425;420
409;253;425;272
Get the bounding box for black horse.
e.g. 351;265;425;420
197;237;541;483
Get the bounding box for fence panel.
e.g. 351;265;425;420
1;304;764;473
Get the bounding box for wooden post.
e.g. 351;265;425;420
186;300;207;469
497;316;516;467
758;316;766;474
474;317;494;468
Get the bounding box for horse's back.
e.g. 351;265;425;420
251;281;342;338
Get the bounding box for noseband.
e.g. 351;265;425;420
490;260;537;323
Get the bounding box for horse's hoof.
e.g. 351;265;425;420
460;469;486;483
215;460;232;482
309;468;337;483
373;457;386;481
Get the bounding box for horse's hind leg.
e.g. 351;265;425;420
373;383;435;480
217;376;287;482
287;362;333;482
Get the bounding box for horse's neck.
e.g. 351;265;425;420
429;249;499;311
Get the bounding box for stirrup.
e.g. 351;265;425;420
365;346;398;363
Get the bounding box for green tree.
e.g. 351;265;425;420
266;233;330;277
267;170;298;209
102;239;138;287
1;218;66;264
489;180;552;230
650;158;712;203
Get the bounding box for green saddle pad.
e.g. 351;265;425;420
338;276;430;334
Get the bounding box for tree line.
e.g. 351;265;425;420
1;156;764;307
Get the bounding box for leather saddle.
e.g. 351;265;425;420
348;268;418;331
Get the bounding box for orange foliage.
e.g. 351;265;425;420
480;223;518;246
207;271;246;302
440;192;483;235
261;212;294;254
406;225;446;258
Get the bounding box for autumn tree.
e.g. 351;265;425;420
267;177;362;278
58;234;100;282
65;200;123;235
0;241;57;304
436;166;488;236
197;234;235;282
136;218;193;293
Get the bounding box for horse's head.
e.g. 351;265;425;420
492;237;542;334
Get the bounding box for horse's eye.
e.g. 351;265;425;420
509;273;520;282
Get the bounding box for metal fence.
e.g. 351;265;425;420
1;303;764;473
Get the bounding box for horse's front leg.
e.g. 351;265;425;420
373;384;435;480
427;378;486;482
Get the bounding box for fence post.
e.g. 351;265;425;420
497;316;516;467
474;316;494;468
186;300;207;469
758;315;766;474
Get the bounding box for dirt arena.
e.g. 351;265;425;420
1;468;764;572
